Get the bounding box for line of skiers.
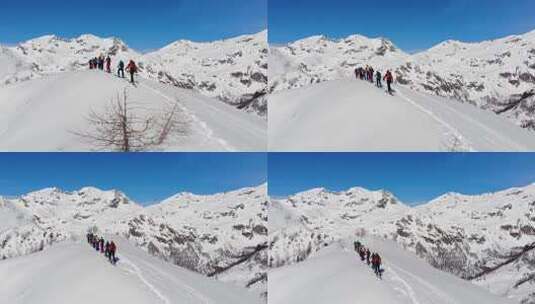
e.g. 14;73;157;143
89;55;111;73
354;65;394;95
88;55;138;84
87;232;117;265
354;241;383;279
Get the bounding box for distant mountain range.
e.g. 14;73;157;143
270;30;535;129
0;31;268;117
269;184;535;303
0;185;268;296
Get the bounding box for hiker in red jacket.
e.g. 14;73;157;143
109;241;117;264
126;60;138;84
384;70;394;94
372;253;382;278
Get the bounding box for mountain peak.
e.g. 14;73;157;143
26;187;65;197
76;33;102;41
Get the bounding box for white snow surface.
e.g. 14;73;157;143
270;30;535;130
269;240;514;304
0;185;268;298
268;78;535;151
0;237;261;304
269;184;535;304
0;70;266;151
1;32;268;117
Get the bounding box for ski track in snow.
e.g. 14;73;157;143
119;256;171;304
140;260;217;304
119;249;216;304
394;88;474;152
409;88;528;151
138;82;236;152
386;264;422;304
388;263;460;304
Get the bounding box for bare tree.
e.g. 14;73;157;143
74;89;187;151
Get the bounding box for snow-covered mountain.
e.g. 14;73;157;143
269;79;535;152
0;71;266;152
0;31;268;117
270;30;535;129
269;184;535;304
0;184;267;299
269;35;408;91
269;240;512;304
0;237;262;304
141;31;268;116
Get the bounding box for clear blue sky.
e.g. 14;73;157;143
268;153;535;205
269;0;535;52
0;153;266;205
0;0;267;52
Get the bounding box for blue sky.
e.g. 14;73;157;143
0;0;267;52
268;153;535;205
0;153;266;205
269;0;535;52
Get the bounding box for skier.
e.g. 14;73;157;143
384;70;394;94
359;247;366;261
109;241;117;264
373;253;382;278
126;60;138;84
105;56;111;73
100;237;105;253
117;60;125;78
366;248;371;265
369;67;374;83
104;241;110;259
376;71;382;88
354;241;361;252
93;235;99;251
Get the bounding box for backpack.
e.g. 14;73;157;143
128;61;137;72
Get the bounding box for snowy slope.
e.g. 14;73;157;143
270;30;535;129
269;241;513;304
269;35;408;91
0;185;267;299
0;70;266;151
0;238;262;304
0;32;267;116
269;184;535;304
141;31;268;115
0;45;39;85
11;34;139;75
269;79;535;151
118;184;268;296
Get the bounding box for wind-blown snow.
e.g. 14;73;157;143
0;70;266;151
269;79;535;151
0;237;262;304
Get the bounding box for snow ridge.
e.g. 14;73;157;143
269;184;535;304
270;29;535;129
0;184;268;296
1;31;268;117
